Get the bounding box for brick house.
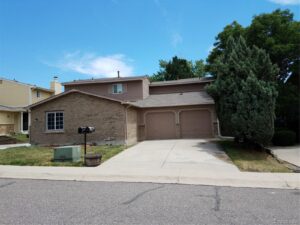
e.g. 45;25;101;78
28;76;219;146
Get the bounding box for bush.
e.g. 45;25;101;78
272;130;297;146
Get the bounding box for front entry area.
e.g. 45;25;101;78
144;108;215;140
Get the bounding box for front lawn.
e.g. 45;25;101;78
218;140;292;172
0;145;125;167
0;133;29;144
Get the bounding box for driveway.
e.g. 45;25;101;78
98;139;239;177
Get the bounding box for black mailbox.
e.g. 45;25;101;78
78;126;95;134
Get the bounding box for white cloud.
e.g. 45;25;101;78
56;52;134;78
268;0;300;5
171;33;183;47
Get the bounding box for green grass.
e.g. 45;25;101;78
0;145;125;167
218;140;292;173
11;133;29;143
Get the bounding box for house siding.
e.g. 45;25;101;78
64;80;145;101
30;92;127;146
149;83;207;95
126;107;138;146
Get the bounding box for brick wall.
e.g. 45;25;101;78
30;92;127;146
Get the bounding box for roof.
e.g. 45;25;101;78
62;75;149;86
28;89;126;109
0;77;54;93
150;77;214;87
0;105;26;112
130;91;214;108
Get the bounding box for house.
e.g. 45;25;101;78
28;76;218;146
0;77;62;135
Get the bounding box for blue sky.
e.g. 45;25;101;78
0;0;299;88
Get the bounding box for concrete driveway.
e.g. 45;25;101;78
98;139;239;177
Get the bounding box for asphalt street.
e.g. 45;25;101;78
0;178;299;225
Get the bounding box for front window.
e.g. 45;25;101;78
46;111;64;131
112;83;123;94
36;90;41;98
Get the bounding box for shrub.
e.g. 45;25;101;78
272;130;297;146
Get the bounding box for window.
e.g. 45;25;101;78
36;90;41;98
46;112;64;131
112;83;123;94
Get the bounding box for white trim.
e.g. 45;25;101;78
112;83;123;94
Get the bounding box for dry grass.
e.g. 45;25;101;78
218;140;292;172
0;145;125;167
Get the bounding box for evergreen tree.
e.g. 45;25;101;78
206;36;278;145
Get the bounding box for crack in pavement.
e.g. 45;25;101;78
160;142;177;168
122;185;165;205
214;186;221;211
0;181;16;189
195;186;221;212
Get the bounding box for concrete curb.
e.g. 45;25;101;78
0;165;299;190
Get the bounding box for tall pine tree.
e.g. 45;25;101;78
207;36;278;145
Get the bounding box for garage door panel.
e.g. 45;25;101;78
146;112;176;140
180;110;213;138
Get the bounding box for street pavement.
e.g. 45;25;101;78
0;178;299;225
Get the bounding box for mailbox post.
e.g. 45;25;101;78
78;126;95;165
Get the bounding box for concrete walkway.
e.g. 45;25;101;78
0;140;299;189
0;143;31;150
268;145;300;167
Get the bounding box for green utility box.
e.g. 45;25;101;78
53;146;81;162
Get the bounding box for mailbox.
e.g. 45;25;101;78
78;126;95;134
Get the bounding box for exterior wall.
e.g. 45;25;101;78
142;79;150;99
64;80;145;101
31;89;53;104
30;92;127;146
0;111;21;134
13;113;21;133
137;104;218;141
149;83;208;95
126;107;138;146
0;79;30;106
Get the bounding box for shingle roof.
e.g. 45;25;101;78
150;77;214;87
0;77;54;93
0;105;26;112
130;91;214;108
62;76;149;86
28;89;125;109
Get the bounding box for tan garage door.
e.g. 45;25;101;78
145;112;176;140
180;110;213;138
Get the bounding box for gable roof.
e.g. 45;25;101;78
28;89;126;109
130;91;214;108
0;77;54;93
150;77;214;87
62;75;149;86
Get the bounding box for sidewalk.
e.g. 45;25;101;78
0;164;299;189
268;145;300;167
0;143;31;150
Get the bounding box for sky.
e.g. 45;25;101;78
0;0;299;88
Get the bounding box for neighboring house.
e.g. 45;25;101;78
0;77;62;135
29;76;218;146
